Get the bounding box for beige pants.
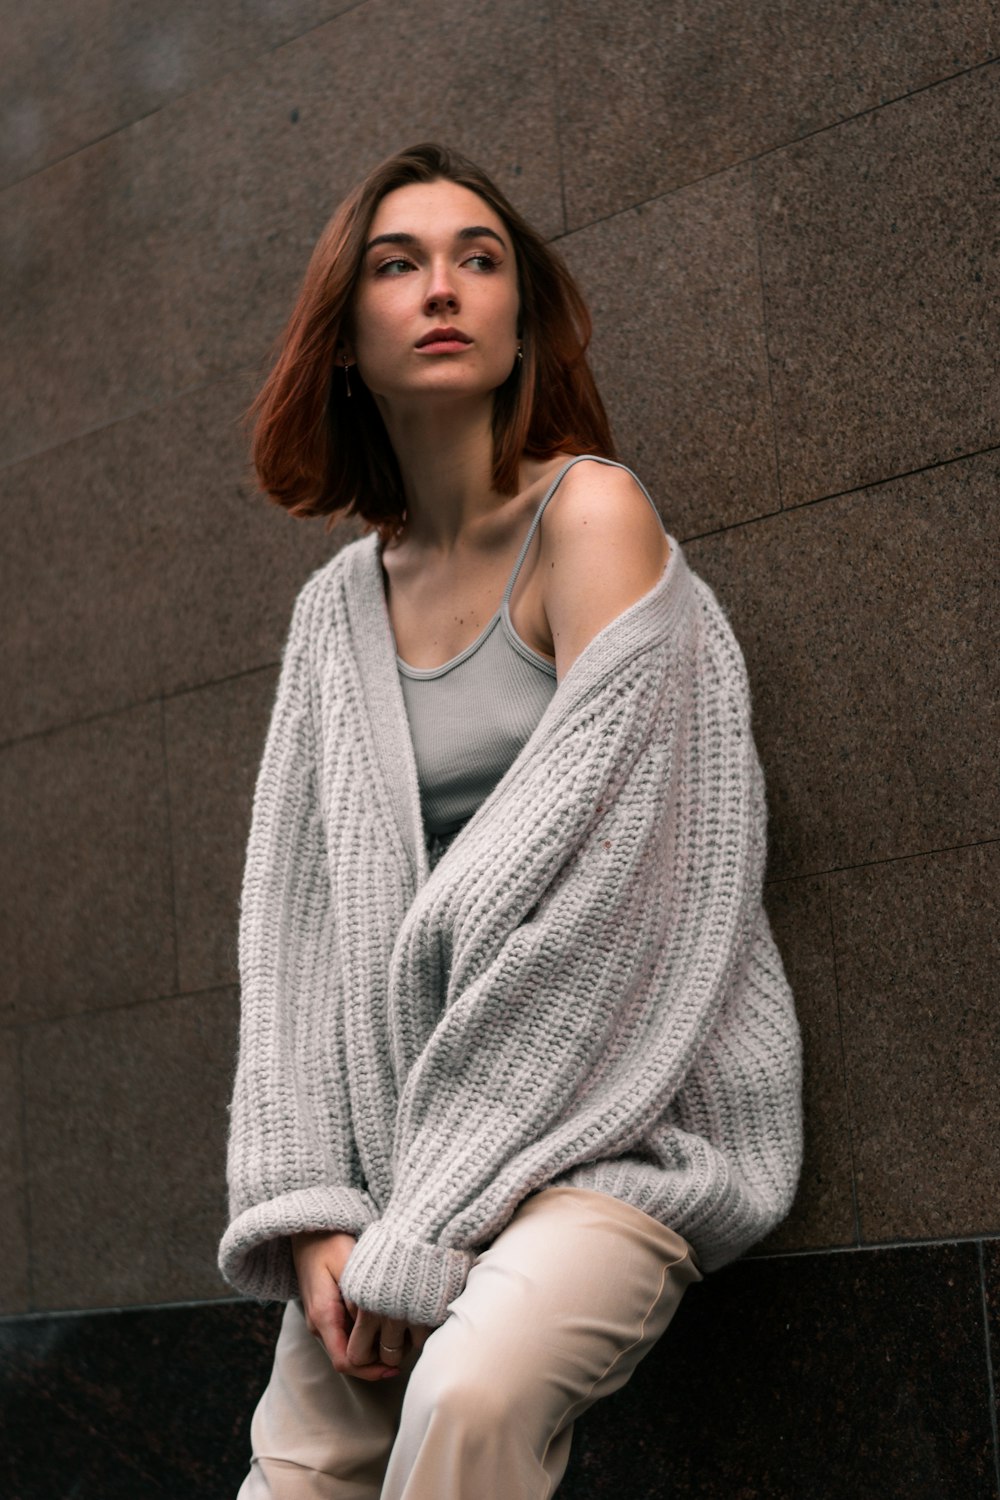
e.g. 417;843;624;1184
237;1185;703;1500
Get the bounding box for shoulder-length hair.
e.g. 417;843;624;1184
244;142;617;543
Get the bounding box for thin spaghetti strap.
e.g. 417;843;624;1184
502;455;667;605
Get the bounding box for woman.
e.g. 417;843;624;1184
218;142;804;1498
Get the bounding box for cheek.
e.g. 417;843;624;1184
354;280;405;335
352;302;402;369
480;291;518;347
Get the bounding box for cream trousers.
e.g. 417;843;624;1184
237;1185;703;1500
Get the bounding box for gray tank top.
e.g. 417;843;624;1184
395;456;666;850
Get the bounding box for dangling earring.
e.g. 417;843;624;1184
342;354;352;398
516;341;524;366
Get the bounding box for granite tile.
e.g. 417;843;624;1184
756;61;1000;505
0;419;160;745
0;1;361;189
22;987;238;1312
135;369;351;701
558;164;779;537
554;0;999;228
165;668;279;993
239;0;363;50
831;842;1000;1244
0;370;347;744
0;704;176;1026
0;1298;281;1497
0;0;561;468
562;1241;997;1498
0;1030;30;1313
684;449;999;877
749;876;856;1256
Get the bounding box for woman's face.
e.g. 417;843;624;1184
348;178;521;408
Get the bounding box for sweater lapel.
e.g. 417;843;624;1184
344;532;429;890
439;525;691;887
342;519;692;890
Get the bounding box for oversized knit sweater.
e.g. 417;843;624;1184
217;512;804;1328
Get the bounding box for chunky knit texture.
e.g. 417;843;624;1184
218;508;804;1328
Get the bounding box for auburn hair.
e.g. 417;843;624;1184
243;142;617;543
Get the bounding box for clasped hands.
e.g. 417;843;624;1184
290;1229;434;1381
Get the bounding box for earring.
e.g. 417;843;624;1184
516;342;523;363
342;355;352;398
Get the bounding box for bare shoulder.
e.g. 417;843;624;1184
538;459;671;679
539;459;670;560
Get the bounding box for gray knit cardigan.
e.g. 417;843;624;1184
217;518;804;1327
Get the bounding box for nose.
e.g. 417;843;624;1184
423;262;459;315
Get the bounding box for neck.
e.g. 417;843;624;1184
375;393;505;552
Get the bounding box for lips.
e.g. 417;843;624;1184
416;327;472;347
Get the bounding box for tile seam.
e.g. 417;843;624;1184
4;1236;1000;1324
546;0;569;239
748;156;785;512
5;822;995;1032
680;440;1000;543
0;360;261;477
0;0;375;197
2;56;997;479
14;1029;36;1312
0;661;281;753
159;694;181;999
7;834;995;1032
0;985;237;1038
551;54;999;241
4;35;994;209
4;425;998;754
764;834;1000;888
2;364;996;513
752;1232;1000;1259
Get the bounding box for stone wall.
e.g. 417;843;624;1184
1;3;997;1494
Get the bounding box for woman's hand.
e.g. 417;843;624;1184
290;1230;433;1380
341;1295;434;1372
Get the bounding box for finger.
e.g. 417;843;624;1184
325;1307;397;1380
317;1295;350;1366
342;1359;400;1382
310;1286;363;1368
346;1307;378;1367
377;1317;407;1367
302;1295;335;1345
326;1336;398;1379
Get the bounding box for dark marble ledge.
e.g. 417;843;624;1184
2;1240;999;1499
751;1230;1000;1261
0;1291;243;1326
5;1234;1000;1325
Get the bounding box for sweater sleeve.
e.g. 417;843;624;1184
338;595;771;1327
217;583;377;1303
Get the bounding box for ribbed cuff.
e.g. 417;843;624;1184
217;1184;378;1303
337;1220;476;1328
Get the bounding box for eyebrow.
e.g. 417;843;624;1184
363;225;508;254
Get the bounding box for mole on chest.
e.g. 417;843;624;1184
390;562;550;671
